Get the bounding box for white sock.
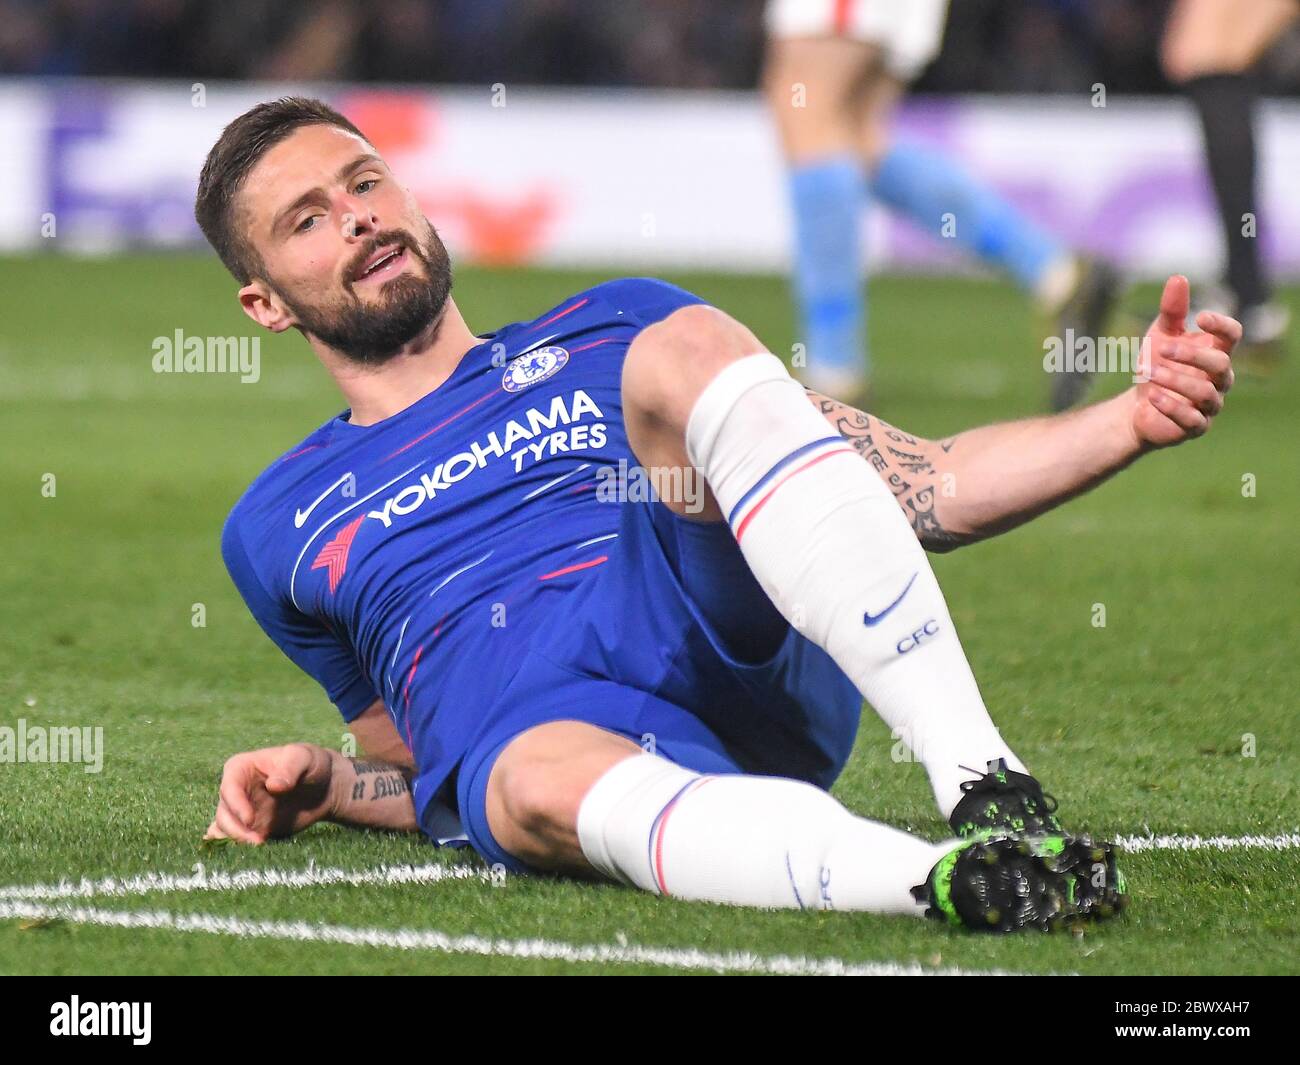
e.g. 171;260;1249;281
577;753;951;913
685;353;1025;817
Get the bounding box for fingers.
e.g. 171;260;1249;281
262;743;314;794
1156;274;1190;335
1149;387;1210;436
209;744;320;848
211;795;264;845
1160;337;1234;392
219;755;258;826
1194;309;1243;354
1147;364;1224;417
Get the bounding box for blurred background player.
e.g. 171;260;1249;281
763;0;1120;410
1162;0;1299;370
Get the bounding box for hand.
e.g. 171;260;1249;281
203;743;339;845
1131;275;1238;450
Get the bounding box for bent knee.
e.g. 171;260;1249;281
493;758;578;843
624;304;765;424
485;722;640;871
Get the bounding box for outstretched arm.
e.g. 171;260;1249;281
811;275;1239;551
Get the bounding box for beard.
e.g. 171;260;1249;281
275;220;453;366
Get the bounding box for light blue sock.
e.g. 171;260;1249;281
788;155;868;379
872;141;1065;292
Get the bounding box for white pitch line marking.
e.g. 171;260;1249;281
3;832;1295;904
0;861;489;902
1113;832;1300;854
0;900;1030;976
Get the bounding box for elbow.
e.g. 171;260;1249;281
923;538;962;555
919;529;979;554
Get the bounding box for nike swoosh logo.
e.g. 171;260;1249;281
513;333;561;358
295;472;355;529
862;572;918;626
483;333;561;373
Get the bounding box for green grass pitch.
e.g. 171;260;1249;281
0;255;1296;974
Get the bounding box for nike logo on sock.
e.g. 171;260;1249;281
862;572;918;626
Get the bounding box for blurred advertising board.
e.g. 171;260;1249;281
2;80;1297;279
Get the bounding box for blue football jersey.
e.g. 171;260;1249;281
222;278;704;837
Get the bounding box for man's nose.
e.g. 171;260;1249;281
339;200;379;241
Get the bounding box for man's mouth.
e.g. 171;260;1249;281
353;244;408;284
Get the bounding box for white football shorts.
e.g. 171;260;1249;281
765;0;951;81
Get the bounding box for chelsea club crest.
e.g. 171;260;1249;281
502;346;570;393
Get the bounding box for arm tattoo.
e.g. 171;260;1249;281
806;389;971;553
346;759;413;802
368;773;410;801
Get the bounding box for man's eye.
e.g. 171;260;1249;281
296;215;319;233
354;179;377;194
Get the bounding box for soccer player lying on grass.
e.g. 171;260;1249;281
200;99;1237;932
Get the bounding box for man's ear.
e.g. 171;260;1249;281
238;279;297;333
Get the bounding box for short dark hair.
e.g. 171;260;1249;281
194;96;367;284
